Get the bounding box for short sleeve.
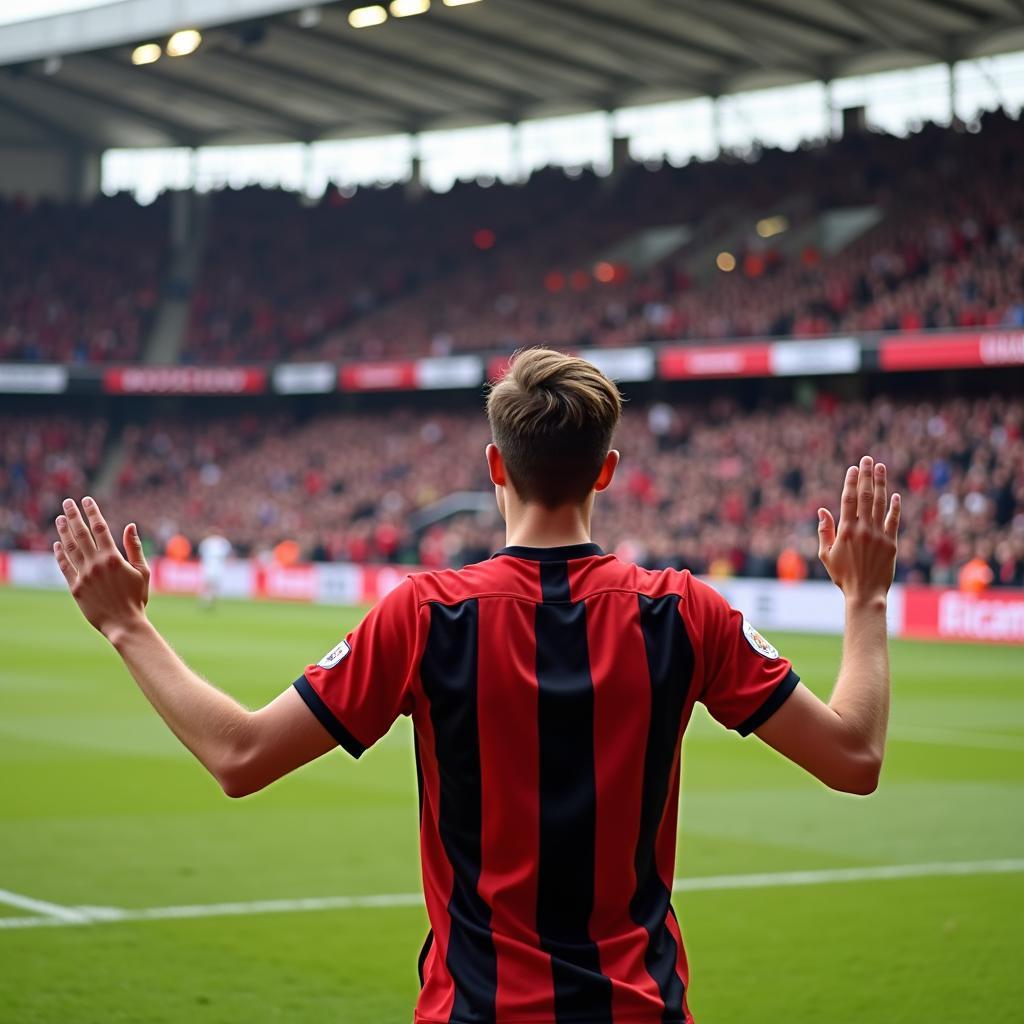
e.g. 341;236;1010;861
293;577;421;758
694;579;799;736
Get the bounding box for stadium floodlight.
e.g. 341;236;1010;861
390;0;430;15
166;29;202;57
716;251;736;272
349;5;388;26
131;43;161;65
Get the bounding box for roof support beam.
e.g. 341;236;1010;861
284;18;536;112
88;54;320;140
206;47;415;129
0;85;98;146
20;70;205;146
661;0;825;76
364;10;644;97
262;27;483;115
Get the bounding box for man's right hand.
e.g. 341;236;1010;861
817;455;900;607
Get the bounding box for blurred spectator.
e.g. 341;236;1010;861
72;393;1024;589
0;194;167;363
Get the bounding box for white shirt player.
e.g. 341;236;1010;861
198;534;232;595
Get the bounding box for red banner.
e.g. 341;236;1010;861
659;343;773;379
104;367;266;395
879;331;1024;371
256;564;318;602
339;361;417;391
901;586;1024;644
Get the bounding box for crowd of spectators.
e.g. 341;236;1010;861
183;170;595;363
44;392;1013;591
0;194;167;363
298;111;1023;360
0;415;108;550
2;113;1020;366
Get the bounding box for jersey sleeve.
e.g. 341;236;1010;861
693;578;799;735
292;576;421;758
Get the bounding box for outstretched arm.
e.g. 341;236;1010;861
54;498;334;796
754;456;900;794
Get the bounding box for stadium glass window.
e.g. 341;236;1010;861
716;81;829;153
418;124;517;192
101;148;193;204
612;98;717;165
954;53;1024;120
831;63;953;135
307;135;414;195
517;111;612;176
194;144;306;193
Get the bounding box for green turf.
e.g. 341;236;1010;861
1;586;1021;1023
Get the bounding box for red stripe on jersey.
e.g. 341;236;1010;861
582;587;666;1017
412;704;457;1023
476;593;556;1021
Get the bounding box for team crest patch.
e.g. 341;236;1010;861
742;620;779;660
318;639;351;669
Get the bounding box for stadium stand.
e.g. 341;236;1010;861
2;114;1020;365
68;394;1020;588
0;194;168;363
0;415;108;550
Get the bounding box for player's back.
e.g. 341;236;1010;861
296;543;797;1024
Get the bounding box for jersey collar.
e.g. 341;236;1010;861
492;542;605;562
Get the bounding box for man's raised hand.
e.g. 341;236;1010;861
817;456;900;607
54;497;150;642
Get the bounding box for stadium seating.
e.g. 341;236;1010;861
0;194;167;363
0;415;108;549
2;113;1021;364
80;394;1023;587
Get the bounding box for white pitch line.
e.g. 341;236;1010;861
0;888;92;923
2;858;1022;933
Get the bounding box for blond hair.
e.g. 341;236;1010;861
486;347;622;507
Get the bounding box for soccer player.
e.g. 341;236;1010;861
53;349;900;1023
197;531;232;608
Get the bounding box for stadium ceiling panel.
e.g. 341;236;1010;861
0;0;1021;150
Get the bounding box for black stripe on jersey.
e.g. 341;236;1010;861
736;668;800;736
414;731;425;824
292;675;366;759
632;594;695;1021
535;560;614;1023
418;929;434;989
419;600;498;1023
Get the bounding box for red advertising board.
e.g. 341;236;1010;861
256;564;318;602
659;343;773;379
901;586;1024;644
879;331;1024;371
104;367;267;395
339;361;418;391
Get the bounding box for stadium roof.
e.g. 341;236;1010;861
1;0;1023;150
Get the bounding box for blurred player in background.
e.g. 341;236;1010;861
53;348;900;1022
198;532;232;608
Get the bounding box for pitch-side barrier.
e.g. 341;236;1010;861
2;551;1021;645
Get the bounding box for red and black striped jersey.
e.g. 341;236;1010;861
295;543;798;1024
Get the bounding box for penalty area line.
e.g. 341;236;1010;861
2;858;1022;932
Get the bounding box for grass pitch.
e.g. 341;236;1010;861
1;586;1022;1023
